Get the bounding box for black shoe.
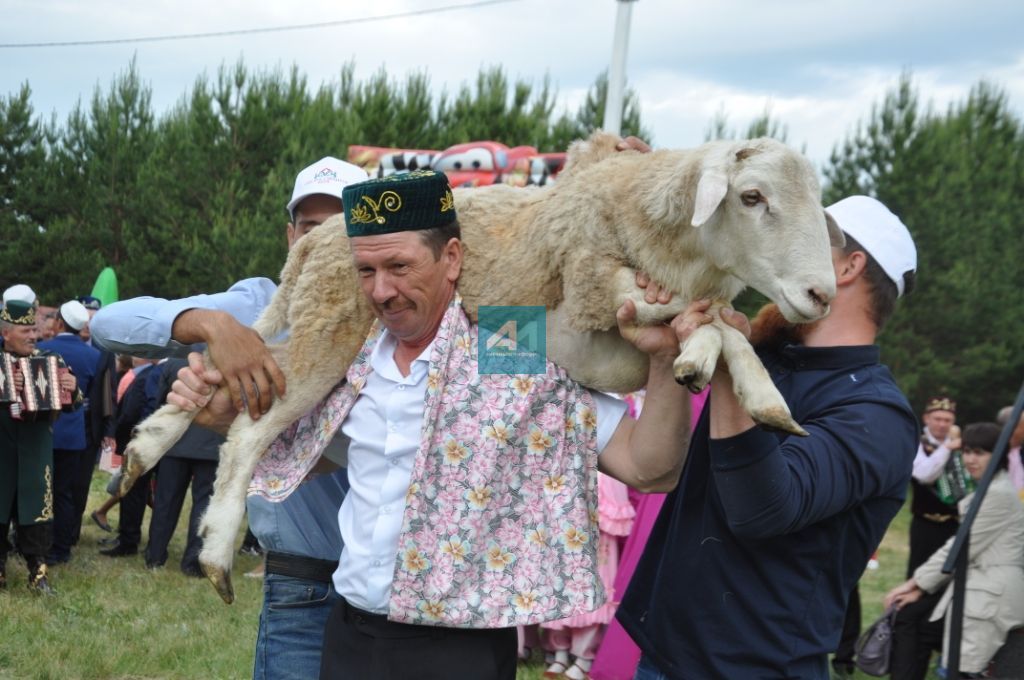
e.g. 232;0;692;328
99;543;138;557
144;560;164;570
46;552;71;566
181;563;204;578
90;511;113;533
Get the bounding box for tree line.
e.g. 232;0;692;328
1;62;1020;420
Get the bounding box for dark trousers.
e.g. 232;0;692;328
70;444;99;545
907;514;958;577
118;467;154;549
0;516;51;560
319;598;517;680
833;584;861;670
890;589;945;680
51;448;86;559
144;457;216;571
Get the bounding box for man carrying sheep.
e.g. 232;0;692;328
172;168;700;679
617;195;920;680
91;156;368;680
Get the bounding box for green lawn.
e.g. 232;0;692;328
0;473;938;679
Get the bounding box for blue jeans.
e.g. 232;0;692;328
634;656;671;680
253;573;339;680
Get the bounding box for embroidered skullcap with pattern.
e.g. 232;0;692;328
1;300;36;326
343;170;456;237
924;396;956;414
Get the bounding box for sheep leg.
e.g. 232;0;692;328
119;404;197;496
197;369;348;604
717;319;807;437
673;323;723;393
612;267;689;326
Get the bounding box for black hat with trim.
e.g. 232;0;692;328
343;170;456;237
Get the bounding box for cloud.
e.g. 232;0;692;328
2;0;1023;168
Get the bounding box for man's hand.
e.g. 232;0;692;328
12;366;24;394
59;370;77;393
616;136;652;154
635;271;674;305
171;309;286;419
168;351;237;435
617;297;714;362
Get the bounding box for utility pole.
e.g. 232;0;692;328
602;0;638;136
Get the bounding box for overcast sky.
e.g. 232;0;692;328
3;0;1023;167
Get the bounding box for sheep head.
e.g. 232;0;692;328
687;138;839;323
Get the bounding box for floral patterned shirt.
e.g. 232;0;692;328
252;294;605;627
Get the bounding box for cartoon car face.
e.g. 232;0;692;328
432;145;507;173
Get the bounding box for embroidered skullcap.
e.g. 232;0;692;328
343;170;456;237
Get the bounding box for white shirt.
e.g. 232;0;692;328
912;427;954;484
332;329;627;613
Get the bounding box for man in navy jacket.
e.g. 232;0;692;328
37;300;100;565
618;196;920;679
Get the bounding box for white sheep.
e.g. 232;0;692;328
120;132;842;603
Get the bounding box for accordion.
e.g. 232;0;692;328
0;353;72;419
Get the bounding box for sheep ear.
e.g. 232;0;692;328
691;169;728;227
824;210;846;247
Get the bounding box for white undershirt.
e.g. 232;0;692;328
332;329;626;613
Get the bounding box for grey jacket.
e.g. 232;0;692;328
915;472;1024;672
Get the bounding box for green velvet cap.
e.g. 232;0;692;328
343;170;456;237
1;300;36;326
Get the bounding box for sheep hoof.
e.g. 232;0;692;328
672;359;711;393
201;562;235;604
751;406;809;437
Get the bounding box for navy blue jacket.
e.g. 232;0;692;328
617;343;917;680
114;364;158;455
37;333;100;450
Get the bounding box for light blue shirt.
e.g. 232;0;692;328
90;278;278;358
90;276;345;560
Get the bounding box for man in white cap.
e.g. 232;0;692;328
37;300;101;565
617;195;921;680
90;156;368;679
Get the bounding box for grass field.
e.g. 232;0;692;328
0;472;939;679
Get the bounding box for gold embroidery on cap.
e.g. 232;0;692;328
350;190;402;225
440;190;454;213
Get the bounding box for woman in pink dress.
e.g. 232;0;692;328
588;390;708;680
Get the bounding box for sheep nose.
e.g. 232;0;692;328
807;286;831;312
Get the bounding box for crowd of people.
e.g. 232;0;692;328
3;142;1022;680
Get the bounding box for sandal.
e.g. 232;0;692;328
563;660;592;680
542;661;568;678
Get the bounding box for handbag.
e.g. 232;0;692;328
854;606;897;676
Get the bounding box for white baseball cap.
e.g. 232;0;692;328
826;196;917;297
286;157;369;220
59;300;90;331
3;284;37;305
